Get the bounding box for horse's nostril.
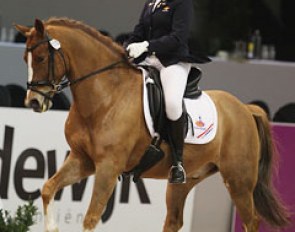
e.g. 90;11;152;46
29;99;40;111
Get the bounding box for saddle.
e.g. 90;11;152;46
146;66;202;137
124;66;203;182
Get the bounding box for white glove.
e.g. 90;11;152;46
126;41;149;58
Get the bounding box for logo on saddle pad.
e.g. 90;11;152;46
195;116;205;128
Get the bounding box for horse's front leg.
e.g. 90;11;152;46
83;159;119;232
41;152;95;232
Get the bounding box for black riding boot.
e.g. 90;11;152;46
168;113;186;184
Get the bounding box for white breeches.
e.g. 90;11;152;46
141;56;191;120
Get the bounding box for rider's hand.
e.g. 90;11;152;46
126;41;149;58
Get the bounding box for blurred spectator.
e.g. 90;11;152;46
52;92;71;110
14;31;27;43
5;84;26;108
248;100;271;119
273;103;295;123
98;29;112;39
0;85;11;107
115;32;132;45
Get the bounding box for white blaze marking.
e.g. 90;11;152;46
27;52;33;82
26;52;33;98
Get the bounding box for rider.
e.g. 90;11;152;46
125;0;210;184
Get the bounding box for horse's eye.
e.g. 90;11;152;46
35;56;45;63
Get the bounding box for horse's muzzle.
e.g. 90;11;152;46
26;97;52;113
28;99;42;112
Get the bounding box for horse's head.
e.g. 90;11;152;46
15;19;68;112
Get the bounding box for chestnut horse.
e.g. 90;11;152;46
15;18;289;232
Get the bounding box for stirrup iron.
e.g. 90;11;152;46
169;162;186;184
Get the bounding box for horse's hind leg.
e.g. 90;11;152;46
163;165;218;232
230;187;259;232
163;179;199;232
221;169;259;232
41;152;95;232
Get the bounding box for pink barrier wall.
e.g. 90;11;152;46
234;123;295;231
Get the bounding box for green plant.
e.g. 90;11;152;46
0;201;38;232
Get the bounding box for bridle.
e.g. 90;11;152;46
26;33;126;101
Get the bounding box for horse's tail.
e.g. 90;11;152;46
248;105;290;228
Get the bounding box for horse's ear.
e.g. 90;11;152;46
34;18;45;36
14;24;31;37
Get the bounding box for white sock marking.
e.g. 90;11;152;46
45;200;58;231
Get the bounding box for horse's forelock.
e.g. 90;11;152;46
25;28;45;46
44;17;126;56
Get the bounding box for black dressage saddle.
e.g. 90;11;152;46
145;66;202;136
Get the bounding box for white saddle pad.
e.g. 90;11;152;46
141;68;218;145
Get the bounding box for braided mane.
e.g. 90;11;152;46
45;17;126;56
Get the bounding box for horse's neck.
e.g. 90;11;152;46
55;29;140;117
70;67;141;119
62;31;115;82
51;30;107;111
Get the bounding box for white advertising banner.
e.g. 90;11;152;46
0;107;196;232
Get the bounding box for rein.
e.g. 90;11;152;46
26;34;126;101
67;59;125;86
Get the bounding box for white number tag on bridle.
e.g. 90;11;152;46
49;39;61;50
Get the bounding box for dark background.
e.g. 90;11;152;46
191;0;295;61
